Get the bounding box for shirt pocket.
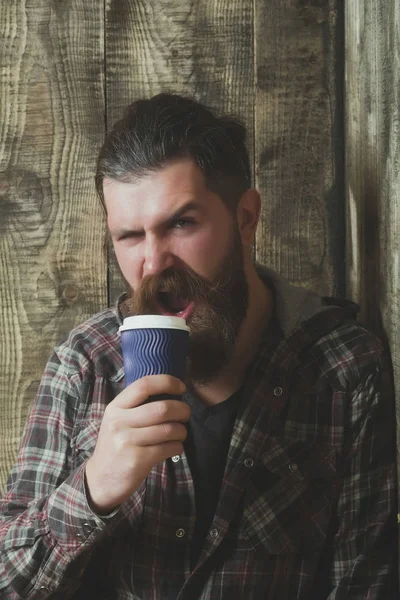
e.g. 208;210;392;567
241;440;337;555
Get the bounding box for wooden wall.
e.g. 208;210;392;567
0;2;107;486
345;1;400;495
0;0;398;503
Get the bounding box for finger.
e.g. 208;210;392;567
113;375;186;409
129;422;188;446
120;400;191;428
146;441;185;465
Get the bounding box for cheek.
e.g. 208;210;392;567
113;246;141;288
181;228;231;277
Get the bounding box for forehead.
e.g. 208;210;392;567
103;159;207;211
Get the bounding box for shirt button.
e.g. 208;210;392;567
244;457;254;468
39;587;51;593
289;462;299;472
210;528;219;539
76;533;84;540
172;455;180;463
82;522;93;534
175;528;186;538
273;386;283;396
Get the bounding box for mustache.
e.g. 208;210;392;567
127;265;227;315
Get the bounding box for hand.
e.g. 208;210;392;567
85;375;190;515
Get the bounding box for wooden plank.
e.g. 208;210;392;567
254;0;344;296
105;0;255;302
345;0;400;508
0;2;106;490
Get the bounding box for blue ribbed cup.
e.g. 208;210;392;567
119;316;190;396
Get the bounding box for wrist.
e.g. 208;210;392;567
84;459;119;516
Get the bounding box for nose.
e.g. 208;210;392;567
142;235;175;277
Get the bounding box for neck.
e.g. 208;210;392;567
191;264;273;405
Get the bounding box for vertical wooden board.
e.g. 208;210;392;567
105;0;254;302
345;0;400;507
254;0;344;295
0;2;106;490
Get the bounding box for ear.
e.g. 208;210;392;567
236;188;261;246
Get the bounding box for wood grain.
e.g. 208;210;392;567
1;1;398;514
0;2;106;490
254;0;344;296
345;0;400;507
105;0;255;302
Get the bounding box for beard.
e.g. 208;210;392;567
124;227;249;385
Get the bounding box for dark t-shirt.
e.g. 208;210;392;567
182;315;283;569
183;387;242;569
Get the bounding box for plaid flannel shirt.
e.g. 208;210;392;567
0;267;398;599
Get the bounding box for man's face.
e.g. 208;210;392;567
104;158;249;384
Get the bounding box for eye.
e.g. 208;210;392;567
172;217;196;229
115;231;144;243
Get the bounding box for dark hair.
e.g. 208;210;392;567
95;93;251;213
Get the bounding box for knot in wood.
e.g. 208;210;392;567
62;284;79;302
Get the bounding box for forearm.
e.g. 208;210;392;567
0;462;145;599
1;464;105;598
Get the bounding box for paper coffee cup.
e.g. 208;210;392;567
119;315;190;388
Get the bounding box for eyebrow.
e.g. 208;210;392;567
111;201;202;238
166;201;201;227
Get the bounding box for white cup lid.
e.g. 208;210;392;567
119;314;190;332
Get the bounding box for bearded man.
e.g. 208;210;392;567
0;93;397;599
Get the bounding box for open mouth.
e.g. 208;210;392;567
157;292;194;321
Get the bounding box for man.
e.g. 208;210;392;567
0;93;397;599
